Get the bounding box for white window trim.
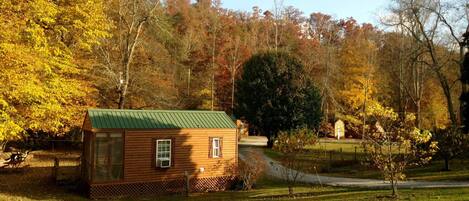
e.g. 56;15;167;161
156;139;171;167
212;138;220;158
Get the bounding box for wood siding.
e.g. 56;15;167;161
82;114;92;132
121;128;237;183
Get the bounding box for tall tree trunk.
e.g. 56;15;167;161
415;61;423;128
391;179;398;197
461;44;466;94
460;44;466;124
231;69;235;113
187;68;191;96
211;73;215;111
444;156;450;171
399;46;404;120
115;0;153;109
288;185;293;196
362;78;368;140
323;46;331;121
210;24;217;111
117;18;146;109
273;0;283;51
416;99;421;128
398;28;407;121
436;70;458;126
118;56;130;109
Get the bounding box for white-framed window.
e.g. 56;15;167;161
156;139;171;168
212;138;220;158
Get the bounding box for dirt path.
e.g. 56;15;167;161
239;146;469;189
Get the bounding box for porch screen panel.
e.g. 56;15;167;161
94;133;109;181
94;133;123;181
110;133;123;180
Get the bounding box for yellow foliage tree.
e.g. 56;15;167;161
338;23;378;111
337;21;383;134
422;80;451;129
0;0;111;149
363;106;437;197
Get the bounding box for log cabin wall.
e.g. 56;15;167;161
81;109;238;198
86;128;238;198
123;128;237;182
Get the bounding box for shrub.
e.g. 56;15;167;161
237;150;265;190
273;128;318;195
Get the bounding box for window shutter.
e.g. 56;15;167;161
171;137;175;167
219;137;223;158
152;139;157;168
209;137;213;158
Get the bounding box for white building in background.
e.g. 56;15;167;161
335;119;345;140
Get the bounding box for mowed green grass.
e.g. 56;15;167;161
1;150;469;200
3;175;469;201
265;139;469;181
292;187;469;201
149;181;469;201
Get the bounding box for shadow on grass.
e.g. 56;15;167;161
0;164;86;201
251;189;356;200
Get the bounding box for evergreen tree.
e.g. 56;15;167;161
235;52;322;142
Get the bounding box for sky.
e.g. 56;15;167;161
219;0;389;25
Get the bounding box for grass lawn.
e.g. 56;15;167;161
265;138;469;182
2;149;469;200
151;180;469;201
3;174;469;201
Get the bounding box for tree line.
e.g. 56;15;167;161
0;0;468;147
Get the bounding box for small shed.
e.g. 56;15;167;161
236;119;268;146
81;109;237;198
334;120;345;140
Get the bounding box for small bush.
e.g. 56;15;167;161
318;122;334;138
273;128;318;195
237;150;266;190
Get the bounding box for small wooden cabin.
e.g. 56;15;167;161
81;109;237;198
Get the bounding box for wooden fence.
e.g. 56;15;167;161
52;156;81;184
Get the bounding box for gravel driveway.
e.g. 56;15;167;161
239;146;469;189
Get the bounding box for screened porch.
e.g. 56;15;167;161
82;131;124;183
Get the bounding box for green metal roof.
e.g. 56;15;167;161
87;109;236;129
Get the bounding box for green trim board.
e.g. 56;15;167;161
87;109;236;129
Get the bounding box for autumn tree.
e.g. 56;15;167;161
433;126;468;171
3;0;464;155
273;128;318;195
386;0;465;127
163;0;208;109
235;52;322;141
363;106;437;197
164;0;228;110
304;13;342;120
215;15;252;113
337;19;381;137
243;7;272;54
0;0;110;150
96;0;172;109
382;0;467;172
378;32;426;128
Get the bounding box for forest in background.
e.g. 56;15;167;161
0;0;467;143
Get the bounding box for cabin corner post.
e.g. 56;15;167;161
184;171;190;197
